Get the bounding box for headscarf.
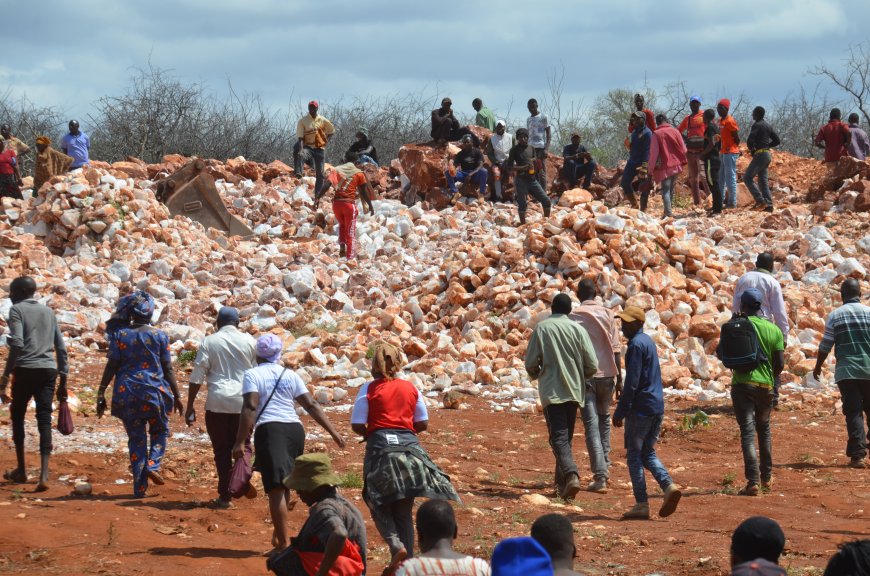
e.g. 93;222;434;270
105;291;155;348
256;333;283;363
370;341;403;378
36;136;51;146
129;292;156;323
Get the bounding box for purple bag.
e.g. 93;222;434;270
228;451;253;499
56;401;75;436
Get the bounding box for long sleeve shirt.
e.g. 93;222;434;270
648;124;688;184
525;314;598;408
613;331;663;419
818;299;870;383
848;123;870;160
627;126;652;166
569;300;620;378
732;269;790;336
746;120;781;153
6;299;68;375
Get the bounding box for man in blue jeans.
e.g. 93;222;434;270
445;135;488;201
612;306;681;520
744;106;781;212
621;111;651;209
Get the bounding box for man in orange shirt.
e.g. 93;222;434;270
315;152;374;259
717;99;741;209
678;96;708;205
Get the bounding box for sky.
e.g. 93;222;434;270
4;0;870;128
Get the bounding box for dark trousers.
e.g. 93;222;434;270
532;148;548;190
563;159;596;188
371;497;415;557
543;401;579;488
308;147;326;198
743;151;773;205
515;177;551;217
11;368;57;455
706;155;722;212
837;379;870;458
731;383;773;484
206;410;251;501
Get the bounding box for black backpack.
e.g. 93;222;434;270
717;314;768;372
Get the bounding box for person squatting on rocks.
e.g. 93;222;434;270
61;120;90;170
814;278;870;469
720;288;784;496
0;137;23;199
346;128;379;167
268;453;368;576
395;500;491;576
744;106;782;213
234;333;345;553
315;153;375;259
530;513;583;576
350;341;460;573
847;112;870;161
525;293;598;500
612;306;681;520
648;114;688;219
430;98;477;146
815;108;852;167
445;134;488;202
561;132;596;190
677;96;709;205
506;128;551;225
33;136;73;193
96;291;183;497
621;111;652;210
717;99;740;209
526;98;551;191
296;101;336;199
570;279;623;493
186;306;257;508
702;108;723;215
485;120;513;201
1;276;68;491
732;252;790;406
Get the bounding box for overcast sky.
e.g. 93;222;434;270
4;0;869;128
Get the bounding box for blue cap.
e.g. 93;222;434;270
491;537;553;576
217;306;239;326
741;288;764;308
690;95;701;103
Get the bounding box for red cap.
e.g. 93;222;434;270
308;100;319;109
718;98;731;109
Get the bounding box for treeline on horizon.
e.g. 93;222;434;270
3;41;869;178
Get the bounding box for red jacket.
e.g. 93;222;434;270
649;123;687;184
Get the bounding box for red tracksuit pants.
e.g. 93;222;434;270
332;200;358;258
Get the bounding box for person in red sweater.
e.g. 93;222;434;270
350;342;459;575
815;108;852;166
649;115;688;218
0;139;23;199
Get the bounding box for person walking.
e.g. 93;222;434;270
717;99;741;209
185;307;257;508
612;306;681;520
351;341;459;571
315;153;375;259
526;99;551;191
1;276;68;491
702;108;722;215
485;120;513;201
621;111;652;209
60;120;90;169
506;128;551;225
720;289;784;496
648;114;688;218
744;106;781;212
296;101;335;199
96;291;183;497
678;96;708;205
233;333;344;553
570;280;622;493
847;113;870;160
525;293;598;501
815;108;852;167
813;279;870;469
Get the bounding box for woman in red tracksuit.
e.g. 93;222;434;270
314;152;375;259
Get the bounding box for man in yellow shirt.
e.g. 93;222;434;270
296;100;335;198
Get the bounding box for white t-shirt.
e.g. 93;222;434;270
489;132;514;163
241;363;309;427
527;114;550;149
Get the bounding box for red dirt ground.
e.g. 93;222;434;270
0;362;868;576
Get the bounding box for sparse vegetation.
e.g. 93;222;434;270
339;471;363;489
176;349;197;366
679;409;711;432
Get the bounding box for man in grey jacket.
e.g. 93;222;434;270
1;276;68;491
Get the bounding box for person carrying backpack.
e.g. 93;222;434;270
718;288;784;496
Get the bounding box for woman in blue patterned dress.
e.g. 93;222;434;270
96;292;184;497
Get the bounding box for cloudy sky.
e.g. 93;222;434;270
4;0;869;127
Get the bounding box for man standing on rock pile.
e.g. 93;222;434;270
526;98;551;191
525;293;598;500
717;99;740;209
847;112;870;161
678;96;708;205
815;108;852;167
732;252;790;406
744;106;781;213
485;120;513;201
473;98;497;131
61;120;90;170
702;108;722;215
648;114;687;219
621;111;651;210
506;128;551;225
813;279;870;469
186;306;257;508
297;101;335;200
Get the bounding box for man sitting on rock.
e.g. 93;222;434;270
445;135;488;203
431;98;477;146
561;133;596;190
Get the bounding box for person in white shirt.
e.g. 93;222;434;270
527;98;551;191
186;307;257;508
233;333;345;554
732;252;790;405
485;120;513;201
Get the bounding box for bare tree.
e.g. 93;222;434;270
770;83;842;158
810;41;870;127
0;90;64;176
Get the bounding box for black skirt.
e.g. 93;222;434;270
0;174;21;199
254;421;306;492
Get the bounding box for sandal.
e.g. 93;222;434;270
34;481;49;493
147;471;166;485
3;469;27;483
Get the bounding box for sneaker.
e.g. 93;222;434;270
752;201;767;210
848;456;868;469
764;205;774;213
659;483;682;517
587;479;608;493
761;477;773;491
738;482;759;496
621;502;650;520
560;474;581;500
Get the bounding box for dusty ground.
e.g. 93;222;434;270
0;356;867;576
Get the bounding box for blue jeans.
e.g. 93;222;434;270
582;377;615;481
743;151;772;205
718;152;739;207
445;168;488;197
624;413;672;503
515;177;551;217
730;383;773;485
308;147;326;197
660;174;677;216
358;154;379;167
563;159;596;188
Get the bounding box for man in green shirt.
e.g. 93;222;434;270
472;98;497;131
525;293;598;500
728;288;784;496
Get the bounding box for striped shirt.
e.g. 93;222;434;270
396;556;491;576
818;300;870;382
